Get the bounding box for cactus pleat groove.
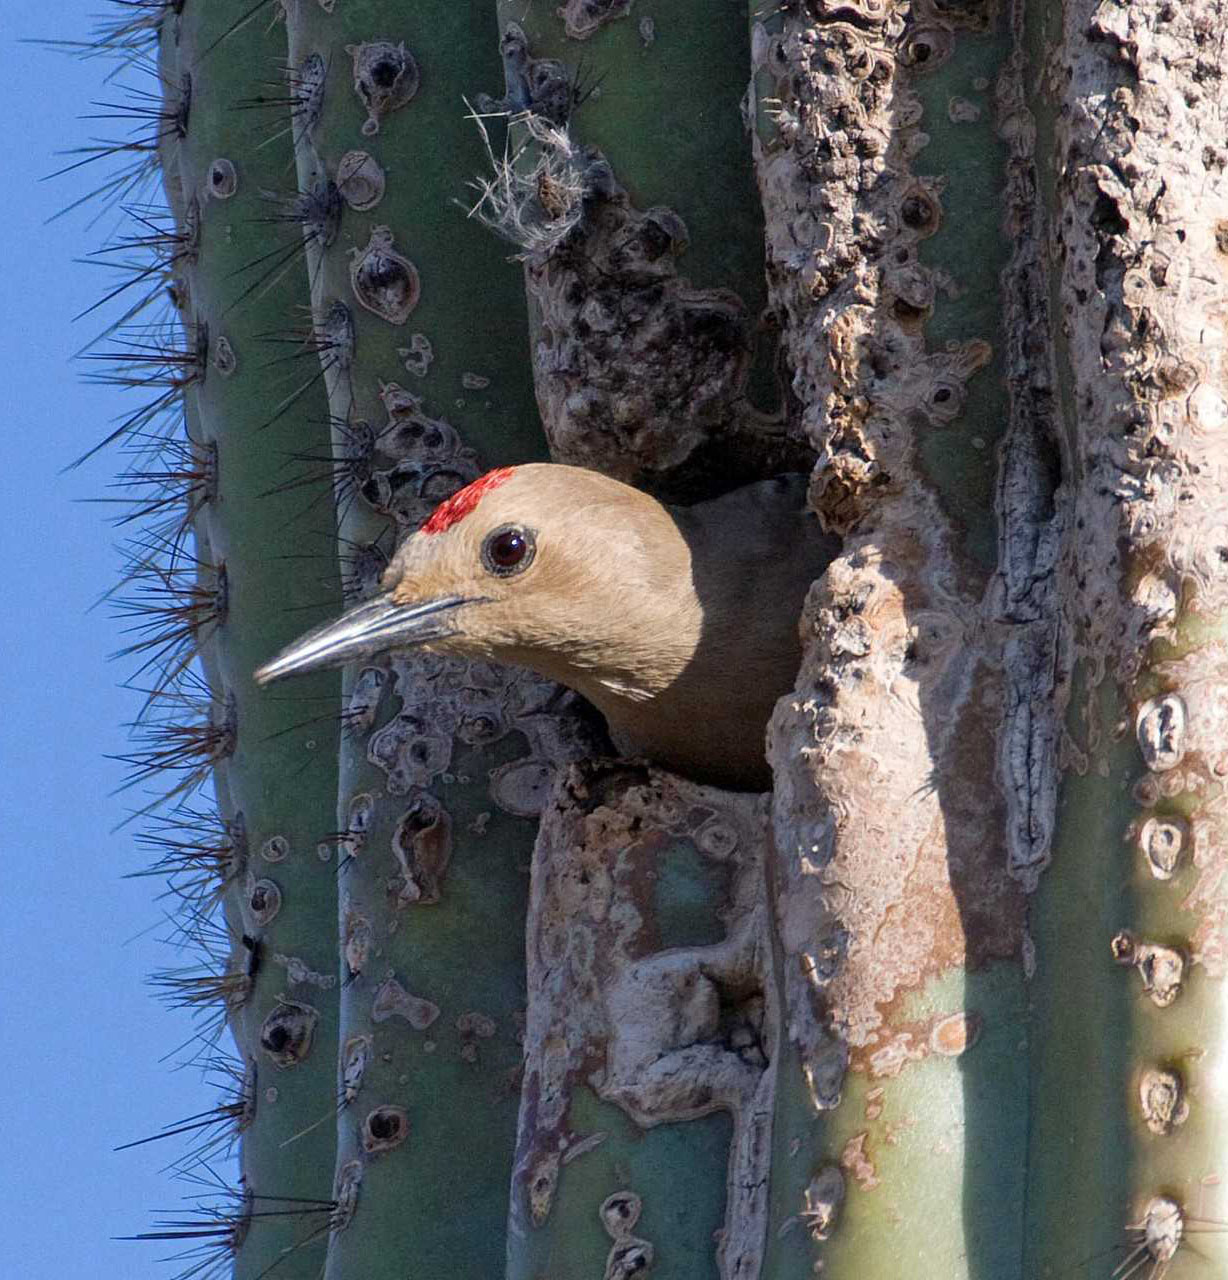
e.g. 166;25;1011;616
77;0;1228;1278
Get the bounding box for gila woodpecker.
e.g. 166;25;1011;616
255;463;837;789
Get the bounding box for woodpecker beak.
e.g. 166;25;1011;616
254;592;478;684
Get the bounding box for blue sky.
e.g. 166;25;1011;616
3;8;236;1276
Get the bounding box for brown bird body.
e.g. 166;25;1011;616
256;463;837;789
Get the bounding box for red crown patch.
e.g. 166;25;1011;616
420;467;516;535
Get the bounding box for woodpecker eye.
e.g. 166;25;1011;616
481;524;535;577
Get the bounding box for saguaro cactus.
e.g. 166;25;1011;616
76;1;1228;1278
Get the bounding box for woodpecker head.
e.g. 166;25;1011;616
254;463;695;695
